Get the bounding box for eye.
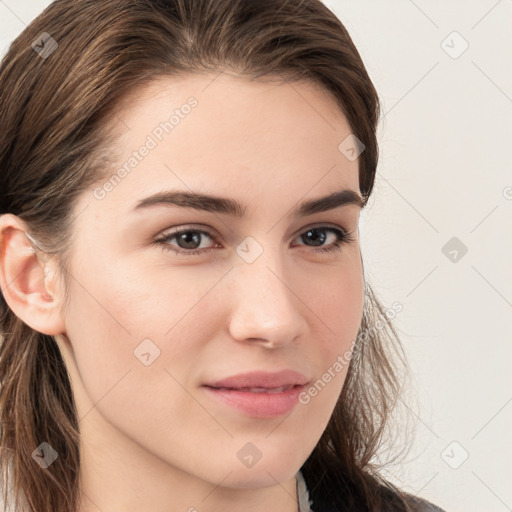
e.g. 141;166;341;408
153;225;356;256
153;228;218;256
293;225;356;253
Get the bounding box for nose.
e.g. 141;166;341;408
227;251;308;349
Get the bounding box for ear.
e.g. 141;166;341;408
0;213;66;336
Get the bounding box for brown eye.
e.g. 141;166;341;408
154;228;217;256
294;226;355;253
153;225;355;257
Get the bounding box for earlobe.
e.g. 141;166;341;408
0;213;66;336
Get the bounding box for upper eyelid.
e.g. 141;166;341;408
157;226;215;241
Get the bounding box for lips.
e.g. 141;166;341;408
202;370;309;418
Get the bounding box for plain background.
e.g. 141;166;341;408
0;1;511;511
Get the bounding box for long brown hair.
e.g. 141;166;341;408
1;1;421;510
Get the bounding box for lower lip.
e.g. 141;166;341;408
203;385;306;418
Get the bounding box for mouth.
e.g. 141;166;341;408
202;370;309;418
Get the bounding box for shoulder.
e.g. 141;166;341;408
300;464;447;512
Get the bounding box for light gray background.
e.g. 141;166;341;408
1;1;511;511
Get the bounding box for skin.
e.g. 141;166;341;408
0;73;365;512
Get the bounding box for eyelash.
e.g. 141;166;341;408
153;225;356;257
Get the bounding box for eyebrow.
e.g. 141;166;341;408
132;188;364;217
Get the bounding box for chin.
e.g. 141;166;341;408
206;442;307;490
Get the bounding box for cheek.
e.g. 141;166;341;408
298;259;364;409
61;264;225;458
62;257;225;411
303;254;364;355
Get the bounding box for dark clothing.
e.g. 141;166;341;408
299;469;446;512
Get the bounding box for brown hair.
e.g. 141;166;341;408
1;1;421;511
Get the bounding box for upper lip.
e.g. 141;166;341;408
204;370;309;390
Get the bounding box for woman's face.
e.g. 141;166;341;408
54;73;364;490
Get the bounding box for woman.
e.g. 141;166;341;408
0;1;446;511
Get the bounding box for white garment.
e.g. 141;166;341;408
296;470;314;512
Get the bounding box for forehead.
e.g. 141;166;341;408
82;73;360;221
107;71;353;157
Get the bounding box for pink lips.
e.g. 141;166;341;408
202;370;308;418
